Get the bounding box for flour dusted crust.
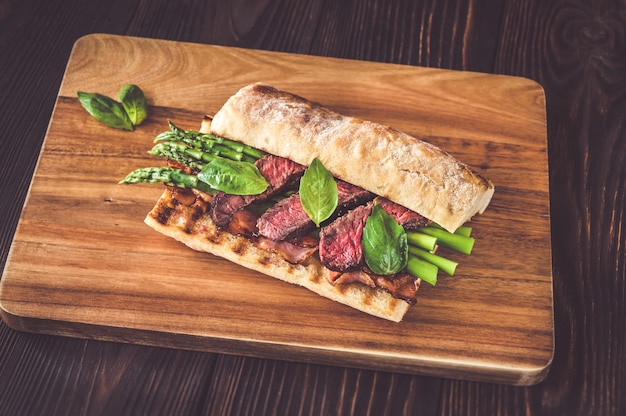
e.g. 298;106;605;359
145;188;412;322
208;82;495;232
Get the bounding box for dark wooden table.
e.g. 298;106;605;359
1;0;624;414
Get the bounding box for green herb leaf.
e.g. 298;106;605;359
362;204;408;275
299;158;338;227
77;91;134;131
197;157;269;195
118;84;147;126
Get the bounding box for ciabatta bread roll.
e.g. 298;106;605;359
209;82;494;233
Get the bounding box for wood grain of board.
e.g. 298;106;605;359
0;34;553;385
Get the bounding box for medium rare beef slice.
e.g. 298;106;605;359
336;180;375;213
210;155;306;229
375;197;430;229
257;179;375;241
256;193;314;241
255;154;306;192
318;202;373;272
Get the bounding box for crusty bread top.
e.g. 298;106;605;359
208;83;494;232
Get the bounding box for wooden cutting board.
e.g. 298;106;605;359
0;34;553;386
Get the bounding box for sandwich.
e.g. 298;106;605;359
121;82;495;322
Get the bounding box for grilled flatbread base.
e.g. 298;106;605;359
144;188;413;322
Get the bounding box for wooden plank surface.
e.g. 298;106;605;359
0;34;553;385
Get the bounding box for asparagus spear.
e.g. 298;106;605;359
406;231;437;251
155;121;264;162
414;226;475;254
121;122;269;195
404;225;473;284
149;142;217;168
405;255;438;285
408;246;458;276
119;167;214;193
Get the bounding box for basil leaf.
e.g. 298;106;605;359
118;84;147;126
362;204;408;275
197;157;269;195
299;158;338;227
77;91;134;131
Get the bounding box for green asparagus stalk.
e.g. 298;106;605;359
222;138;265;160
155;132;246;161
427;222;473;237
408;246;458;276
121;121;270;195
405;255;438;285
150;142;218;166
406;231;437;251
416;226;475;254
119;166;214;193
155;121;264;162
403;224;474;284
155;121;216;151
454;226;473;237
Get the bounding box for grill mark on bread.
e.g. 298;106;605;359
362;289;374;306
231;239;246;256
203;226;224;245
191;205;205;222
156;208;173;225
309;272;321;284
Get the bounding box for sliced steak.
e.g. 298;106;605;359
257;180;375;241
375;197;431;229
255;154;306;191
210;155;306;229
318;202;374;272
336;181;375;213
256;193;312;241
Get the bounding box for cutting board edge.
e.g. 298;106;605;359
0;302;553;386
70;33;549;86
